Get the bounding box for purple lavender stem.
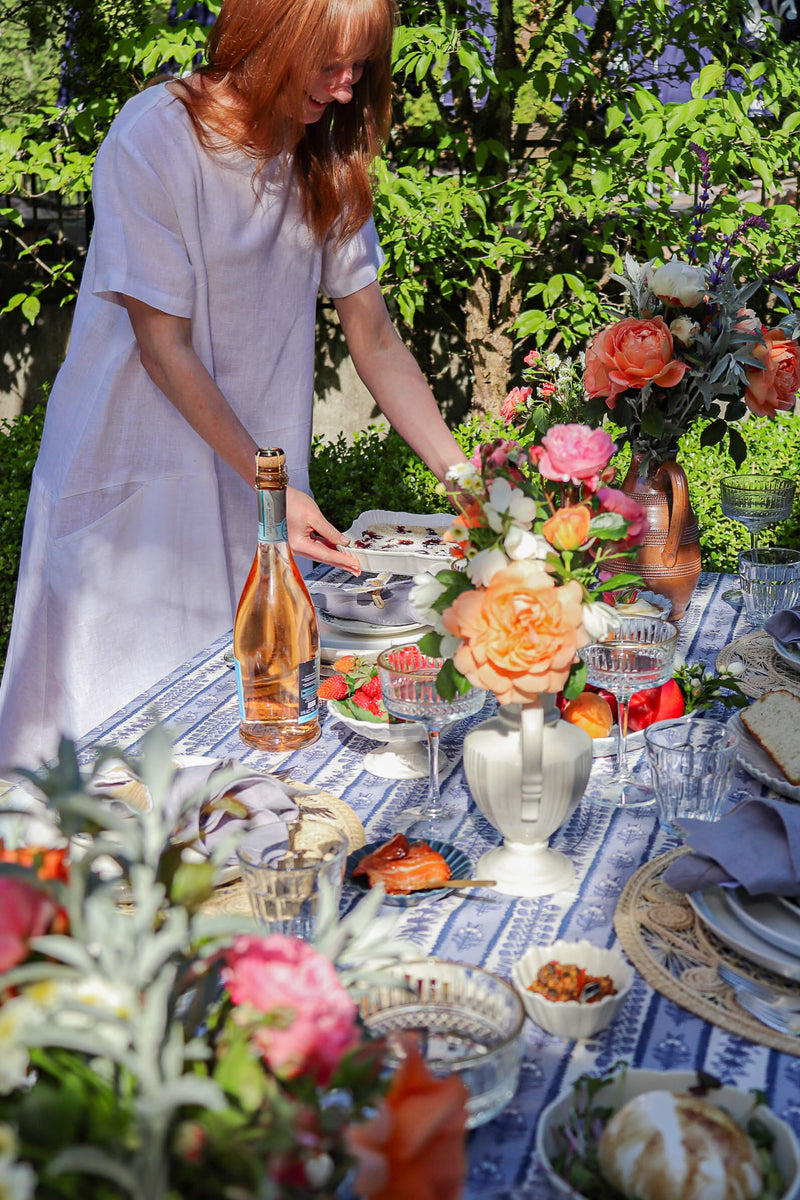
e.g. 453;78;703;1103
686;142;712;263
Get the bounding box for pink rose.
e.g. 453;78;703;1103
745;328;800;418
0;877;58;972
538;424;617;490
597;487;650;546
500;386;532;424
523;349;541;366
221;935;359;1084
584;316;689;409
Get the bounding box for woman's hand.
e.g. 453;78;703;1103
286;486;361;575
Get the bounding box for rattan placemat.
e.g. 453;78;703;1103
716;629;800;700
201;789;365;917
615;848;800;1055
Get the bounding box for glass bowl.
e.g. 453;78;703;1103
356;958;524;1128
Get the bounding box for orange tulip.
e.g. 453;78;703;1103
542;505;591;551
348;1042;468;1200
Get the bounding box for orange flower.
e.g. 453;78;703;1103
542;505;591;551
348;1042;468;1200
0;845;70;883
744;328;800;417
444;501;487;558
584;316;689;409
441;561;588;704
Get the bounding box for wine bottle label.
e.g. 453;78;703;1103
298;656;319;724
257;489;288;543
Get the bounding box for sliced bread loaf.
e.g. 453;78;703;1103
741;690;800;786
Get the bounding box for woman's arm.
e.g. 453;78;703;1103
123;296;360;572
333;281;468;486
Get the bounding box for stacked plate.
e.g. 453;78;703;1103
772;635;800;674
727;710;800;802
688;885;800;982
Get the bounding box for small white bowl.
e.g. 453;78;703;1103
536;1067;800;1200
511;939;633;1039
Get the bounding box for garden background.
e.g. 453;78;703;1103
1;0;800;671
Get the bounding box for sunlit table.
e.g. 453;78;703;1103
76;571;800;1198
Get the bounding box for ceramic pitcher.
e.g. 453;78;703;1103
463;695;592;897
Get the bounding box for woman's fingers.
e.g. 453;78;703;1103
286;486;361;575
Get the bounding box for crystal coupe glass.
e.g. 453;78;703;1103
377;644;485;832
720;474;796;603
578;617;679;809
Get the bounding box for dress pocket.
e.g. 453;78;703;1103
53;482;146;545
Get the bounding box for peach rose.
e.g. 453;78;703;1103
441;561;588;703
744;328;800;417
542;505;591;551
348;1041;468;1200
584;316;689;409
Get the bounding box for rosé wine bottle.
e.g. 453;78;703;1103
233;448;320;751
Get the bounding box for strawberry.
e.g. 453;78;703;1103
333;655;358;673
360;674;383;700
351;688;386;719
318;674;348;700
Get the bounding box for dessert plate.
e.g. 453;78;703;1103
728;712;800;803
346;839;471;907
688;887;800;981
726;887;800;958
773;636;800;673
342;509;456;576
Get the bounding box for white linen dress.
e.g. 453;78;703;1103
0;83;383;769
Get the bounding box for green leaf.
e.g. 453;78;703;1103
169;860;216;909
435;658;472;701
699;418;727;447
562;661;587;700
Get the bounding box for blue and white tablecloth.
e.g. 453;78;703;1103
75;572;800;1199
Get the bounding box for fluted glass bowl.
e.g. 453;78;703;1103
356;958;524;1128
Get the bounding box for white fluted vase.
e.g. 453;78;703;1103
463;696;592;898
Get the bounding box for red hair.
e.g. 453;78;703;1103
173;0;396;242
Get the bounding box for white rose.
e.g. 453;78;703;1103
0;1159;36;1200
466;547;509;586
410;572;447;618
504;526;550;561
669;315;700;346
647;260;706;307
582;601;623;641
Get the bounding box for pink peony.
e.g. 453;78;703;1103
538;425;617;490
0;877;58;972
500;386;532;424
221;935;359;1084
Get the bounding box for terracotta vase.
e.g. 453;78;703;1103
615;453;702;622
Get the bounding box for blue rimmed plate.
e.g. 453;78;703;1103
346;839;471;906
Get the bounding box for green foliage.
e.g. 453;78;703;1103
0;404;46;676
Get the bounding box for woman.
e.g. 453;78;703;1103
0;0;466;769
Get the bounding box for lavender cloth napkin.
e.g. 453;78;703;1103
161;759;299;862
310;577;426;627
764;606;800;647
662;797;800;897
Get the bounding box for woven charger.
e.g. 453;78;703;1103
615;848;800;1056
201;789;365;917
716;628;800;701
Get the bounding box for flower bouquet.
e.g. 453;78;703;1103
582;143;800;467
410;424;649;703
0;729;468;1200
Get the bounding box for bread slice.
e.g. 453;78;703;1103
741;690;800;786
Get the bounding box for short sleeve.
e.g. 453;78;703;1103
89;103;196;318
320;215;385;299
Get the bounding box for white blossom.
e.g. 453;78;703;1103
669;315;700;346
485;478;537;531
504;526;550;562
440;632;463;659
0;1157;36;1200
445;461;482;492
582;602;623;641
0;999;36;1095
410;572;447;619
646;260;706;307
724;659;745;677
0;1125;18;1162
466;547;509;586
545;352;560;370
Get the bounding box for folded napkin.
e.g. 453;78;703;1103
310;576;426;628
765;606;800;648
662;797;800;897
159;759;298;862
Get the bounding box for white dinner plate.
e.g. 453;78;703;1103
725;887;800;958
318;611;428;638
773;636;800;673
728;711;800;803
317;614;428;663
613;590;673;621
688;887;800;981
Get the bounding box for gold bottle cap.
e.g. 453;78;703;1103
255;447;288;489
